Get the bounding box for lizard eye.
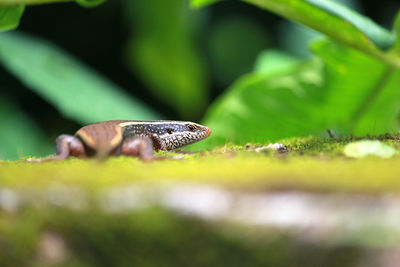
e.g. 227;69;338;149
167;128;174;134
188;125;196;131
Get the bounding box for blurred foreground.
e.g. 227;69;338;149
1;136;400;266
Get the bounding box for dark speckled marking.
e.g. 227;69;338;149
120;121;211;150
123;123;190;137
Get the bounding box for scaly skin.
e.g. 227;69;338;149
45;120;212;161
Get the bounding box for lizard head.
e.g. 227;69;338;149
159;121;212;150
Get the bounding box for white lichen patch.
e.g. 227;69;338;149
344;140;397;158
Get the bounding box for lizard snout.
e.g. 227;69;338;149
205;127;212;137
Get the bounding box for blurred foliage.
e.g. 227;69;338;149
191;0;221;9
207;16;269;87
124;0;208;119
302;0;395;49
396;11;400;49
195;0;399;67
0;5;24;31
0;0;103;30
0;98;51;160
278;0;360;58
0;0;103;6
279;23;321;58
0;32;160;124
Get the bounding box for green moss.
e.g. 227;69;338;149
0;135;398;194
283;133;400;156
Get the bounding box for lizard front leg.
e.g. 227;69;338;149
121;136;154;161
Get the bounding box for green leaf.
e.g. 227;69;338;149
311;40;400;135
242;0;395;51
0;5;24;31
0;97;51;160
198;53;326;147
305;0;395;50
125;0;209;119
190;0;221;9
0;32;161;124
196;40;400;148
75;0;105;8
237;0;400;70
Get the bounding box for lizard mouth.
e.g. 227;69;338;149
205;127;212;137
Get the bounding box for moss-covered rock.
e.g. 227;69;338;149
1;135;400;266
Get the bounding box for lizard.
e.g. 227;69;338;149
45;120;211;161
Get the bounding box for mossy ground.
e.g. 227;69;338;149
1;135;400;267
1;134;400;194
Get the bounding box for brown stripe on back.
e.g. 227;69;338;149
75;120;131;154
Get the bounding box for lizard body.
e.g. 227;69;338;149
51;120;211;161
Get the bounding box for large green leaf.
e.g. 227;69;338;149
0;5;24;31
125;0;208;119
192;0;399;69
242;0;395;53
0;32;161;124
303;0;394;50
196;40;400;148
311;40;400;135
0;97;51;160
198;53;326;147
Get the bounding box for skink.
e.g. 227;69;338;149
51;120;211;161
